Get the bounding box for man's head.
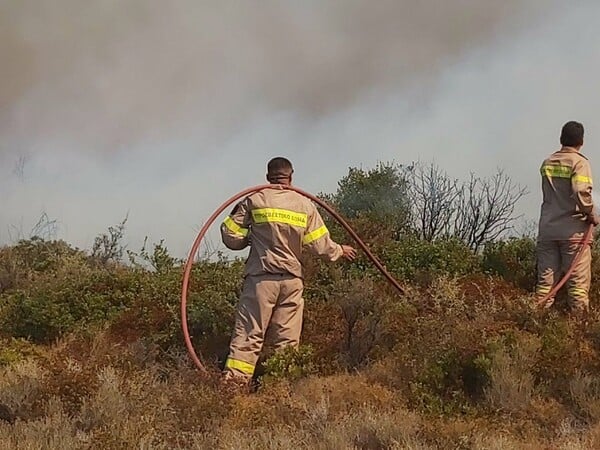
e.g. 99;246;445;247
560;121;584;149
267;157;293;185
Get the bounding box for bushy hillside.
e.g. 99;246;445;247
1;164;600;449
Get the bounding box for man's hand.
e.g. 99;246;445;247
587;214;600;226
341;245;357;261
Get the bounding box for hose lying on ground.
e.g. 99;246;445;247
536;223;594;308
180;184;405;373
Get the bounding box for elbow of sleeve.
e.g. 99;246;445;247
578;195;594;213
222;236;248;251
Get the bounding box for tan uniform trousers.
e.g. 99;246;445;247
536;240;591;311
224;273;304;379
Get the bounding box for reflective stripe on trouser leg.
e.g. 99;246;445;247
269;277;304;351
561;241;591;311
536;240;561;308
225;275;281;378
225;357;255;376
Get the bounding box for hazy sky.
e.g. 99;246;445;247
2;1;599;256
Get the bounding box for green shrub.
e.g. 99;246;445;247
0;269;134;343
381;236;480;281
0;238;88;293
409;348;472;415
262;345;317;381
0;338;39;366
481;237;536;290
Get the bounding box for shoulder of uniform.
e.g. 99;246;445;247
297;193;316;210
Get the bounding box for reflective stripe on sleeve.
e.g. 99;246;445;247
303;225;329;245
252;208;308;228
573;174;593;184
223;217;249;237
541;165;572;179
225;358;255;375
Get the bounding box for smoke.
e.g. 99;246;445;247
2;0;591;255
1;0;558;157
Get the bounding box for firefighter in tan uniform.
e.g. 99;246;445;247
536;121;599;311
220;157;357;381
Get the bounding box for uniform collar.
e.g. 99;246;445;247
559;146;588;160
560;146;580;153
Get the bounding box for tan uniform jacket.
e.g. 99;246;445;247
221;187;343;278
538;147;594;241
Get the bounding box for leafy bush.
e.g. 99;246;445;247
262;345;317;381
0;238;88;294
0;269;135;343
481;237;536;290
381;236;480;282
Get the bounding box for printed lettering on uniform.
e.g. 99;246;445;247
251;208;308;228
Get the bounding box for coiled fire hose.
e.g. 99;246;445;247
180;184;405;373
535;223;595;308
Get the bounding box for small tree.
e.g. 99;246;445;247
408;162;461;241
454;170;528;252
324;162;412;236
92;216;128;265
127;237;178;273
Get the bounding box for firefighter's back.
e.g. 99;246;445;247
245;188;313;278
539;149;591;241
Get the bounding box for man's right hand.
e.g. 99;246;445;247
587;214;600;226
341;245;357;261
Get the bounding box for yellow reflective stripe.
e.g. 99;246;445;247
573;174;593;184
536;286;551;294
225;358;255;375
303;225;329;245
568;287;588;297
541;165;572;179
223;217;248;237
252;208;308;228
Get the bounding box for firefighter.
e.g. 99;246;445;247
220;157;357;383
536;121;599;312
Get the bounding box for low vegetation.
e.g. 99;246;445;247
1;162;598;449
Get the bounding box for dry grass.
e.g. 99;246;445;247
2;341;600;449
570;371;600;422
484;333;540;414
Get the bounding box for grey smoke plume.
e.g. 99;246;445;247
3;0;598;256
1;0;557;156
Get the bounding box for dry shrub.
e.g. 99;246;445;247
0;397;83;450
427;275;465;313
484;333;540;414
570;371;600;422
0;359;46;419
472;432;534;450
551;418;600;450
580;421;600;449
223;374;399;437
214;407;426;450
335;408;426;450
294;374;397;418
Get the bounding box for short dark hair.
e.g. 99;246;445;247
560;121;584;147
267;157;293;178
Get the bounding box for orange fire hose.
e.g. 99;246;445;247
536;223;594;308
180;184;404;373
